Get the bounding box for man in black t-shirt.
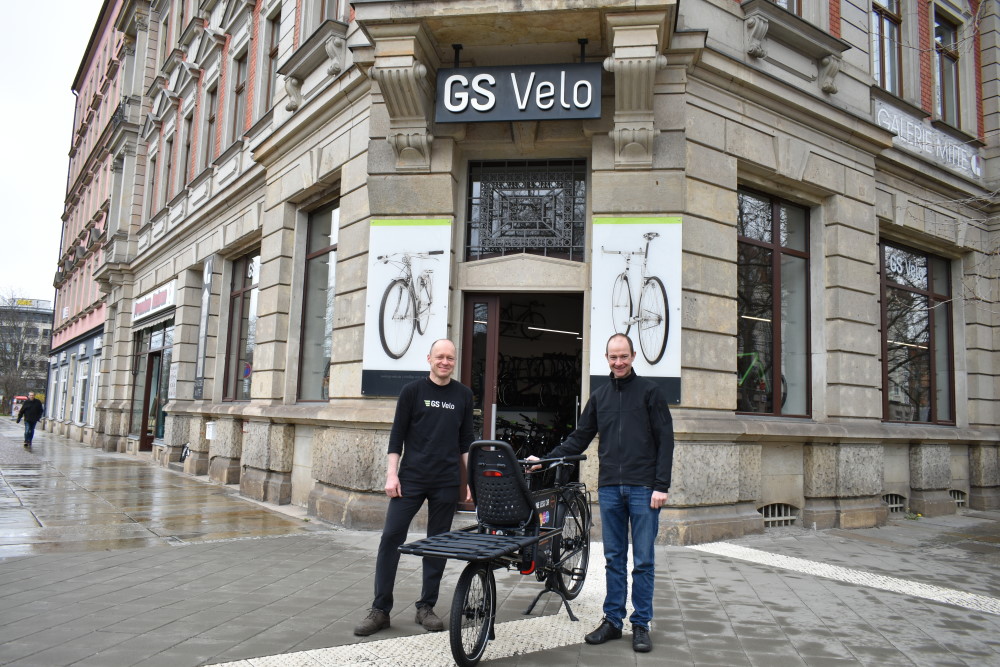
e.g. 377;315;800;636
354;339;474;636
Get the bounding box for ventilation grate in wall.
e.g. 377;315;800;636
883;493;907;513
949;489;967;508
758;503;798;527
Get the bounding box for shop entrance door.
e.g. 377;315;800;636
139;352;163;452
461;292;584;457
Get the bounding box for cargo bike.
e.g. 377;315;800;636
399;440;592;666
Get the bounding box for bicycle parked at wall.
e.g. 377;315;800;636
603;231;669;364
400;441;591;667
377;250;444;359
737;351;787;412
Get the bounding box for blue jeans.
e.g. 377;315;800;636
598;485;661;630
22;420;37;444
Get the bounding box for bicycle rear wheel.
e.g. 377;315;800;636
554;491;590;600
638;276;668;364
379;279;415;359
450;561;495;667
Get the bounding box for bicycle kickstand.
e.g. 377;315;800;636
523;580;579;622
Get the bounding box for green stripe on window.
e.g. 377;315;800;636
371;219;452;226
593;217;682;225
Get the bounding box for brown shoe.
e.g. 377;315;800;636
354;607;390;636
415;606;444;632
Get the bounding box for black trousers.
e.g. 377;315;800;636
373;483;459;613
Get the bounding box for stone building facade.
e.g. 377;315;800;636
80;0;998;543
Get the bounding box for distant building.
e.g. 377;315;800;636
46;2;124;444
0;298;53;411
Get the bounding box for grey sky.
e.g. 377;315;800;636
0;1;106;301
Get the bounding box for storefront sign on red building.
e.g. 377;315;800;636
132;280;176;322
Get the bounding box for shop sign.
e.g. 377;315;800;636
133;280;176;321
435;63;602;123
874;100;982;180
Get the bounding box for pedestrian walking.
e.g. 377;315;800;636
532;333;674;653
16;391;44;448
354;338;475;636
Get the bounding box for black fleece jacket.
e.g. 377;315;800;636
547;370;674;492
17;398;44;423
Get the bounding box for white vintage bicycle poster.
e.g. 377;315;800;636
361;218;452;396
591;216;682;403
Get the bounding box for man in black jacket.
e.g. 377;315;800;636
16;392;44;448
542;333;674;653
354;339;474;637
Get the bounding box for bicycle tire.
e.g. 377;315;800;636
638;276;668;364
450;561;495;667
554;490;590;600
518;310;546;340
415;276;432;335
378;279;416;359
611;273;632;335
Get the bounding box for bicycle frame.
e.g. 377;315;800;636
603;232;668;364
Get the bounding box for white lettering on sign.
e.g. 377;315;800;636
874;100;982;179
445;73;497;112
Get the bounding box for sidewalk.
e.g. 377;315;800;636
1;419;998;666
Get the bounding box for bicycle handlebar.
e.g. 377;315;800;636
519;455;587;466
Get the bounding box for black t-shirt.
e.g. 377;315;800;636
388;377;474;487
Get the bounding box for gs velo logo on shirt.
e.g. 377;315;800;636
424;400;456;409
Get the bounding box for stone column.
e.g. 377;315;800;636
310;426;388;529
101;280;137;453
660;442;763;545
801;442;888;529
184;415;210;475
908;443;954;516
208;416;243;484
968;443;1000;510
240;421;294;504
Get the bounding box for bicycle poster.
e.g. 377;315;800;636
591;216;682;403
361;218;453;396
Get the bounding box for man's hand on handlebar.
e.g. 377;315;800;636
525;455;541;472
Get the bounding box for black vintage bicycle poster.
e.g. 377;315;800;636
591;217;682;403
361;218;453;396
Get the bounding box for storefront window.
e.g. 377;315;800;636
299;202;338;401
736;189;810;416
75;358;89;424
881;243;953;423
467;159;587;262
129;321;174;438
225;251;260;401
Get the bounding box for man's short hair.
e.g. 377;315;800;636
429;338;455;355
606;333;635;355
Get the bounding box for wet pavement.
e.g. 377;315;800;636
1;418;999;666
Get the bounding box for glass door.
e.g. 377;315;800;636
140;352;162;452
462;295;501;441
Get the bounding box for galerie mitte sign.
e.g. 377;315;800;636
435;63;602;123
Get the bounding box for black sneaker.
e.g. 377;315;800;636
585;618;622;644
632;625;652;652
353;607;390;636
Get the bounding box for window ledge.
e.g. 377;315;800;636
741;0;850;60
278;20;349;82
930;119;984;149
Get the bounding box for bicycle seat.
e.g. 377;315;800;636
469;440;537;533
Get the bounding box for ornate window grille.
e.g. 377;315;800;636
466;160;587;262
758;502;798;527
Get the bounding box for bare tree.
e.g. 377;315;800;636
0;289;52;408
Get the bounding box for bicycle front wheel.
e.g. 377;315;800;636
611;274;632;335
379;279;416;359
450;561;495;667
638;276;668;364
415;277;432;335
554;491;591;600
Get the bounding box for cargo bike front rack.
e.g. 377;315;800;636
399;440;592;667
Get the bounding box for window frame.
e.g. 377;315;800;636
736;188;811;418
933;10;960;127
223;251;261;402
230;52;248;144
879;241;955;424
871;0;903;96
264;13;281;111
201;86;218;171
297;201;340;402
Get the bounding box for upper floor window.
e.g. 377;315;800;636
146;155;158;218
264;14;281;109
224;251;260;401
230;54;248;144
736;189;810;417
299;202;339;401
881;243;953;424
934;12;960;126
770;0;799;15
466;160;587;262
164;136;174;201
180;115;193;186
201;87;217;170
871;0;902;96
